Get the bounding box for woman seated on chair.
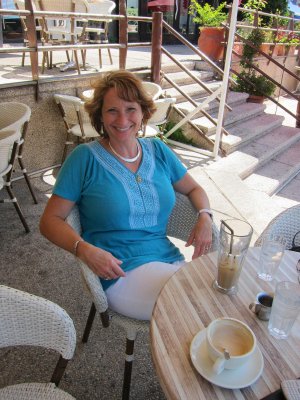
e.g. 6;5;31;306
40;70;212;320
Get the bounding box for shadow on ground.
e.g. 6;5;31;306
0;176;166;400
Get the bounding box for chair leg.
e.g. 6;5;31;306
98;49;102;69
82;303;96;343
17;157;38;205
51;356;69;386
73;51;81;75
5;186;30;233
21;51;25;67
107;48;113;65
17;122;38;204
122;334;137;400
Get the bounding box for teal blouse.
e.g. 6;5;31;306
53;138;187;289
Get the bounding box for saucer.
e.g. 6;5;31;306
190;328;264;389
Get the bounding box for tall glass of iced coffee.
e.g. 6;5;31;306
213;219;253;295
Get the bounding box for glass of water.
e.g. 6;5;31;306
268;281;300;339
257;234;286;281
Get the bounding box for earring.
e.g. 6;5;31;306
137;123;144;137
100;123;104;136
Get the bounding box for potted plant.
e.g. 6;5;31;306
275;32;300;56
189;1;227;62
127;7;138;33
232;29;276;102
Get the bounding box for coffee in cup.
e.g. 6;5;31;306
206;317;256;375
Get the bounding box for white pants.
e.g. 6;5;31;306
106;260;185;321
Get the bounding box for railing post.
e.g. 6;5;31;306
151;12;162;84
296;97;300;128
25;0;38;81
119;0;127;69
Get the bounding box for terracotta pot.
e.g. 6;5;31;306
246;94;265;103
275;44;285;56
232;42;243;62
259;43;270;56
198;27;225;62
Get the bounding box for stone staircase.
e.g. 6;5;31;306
159;59;300;202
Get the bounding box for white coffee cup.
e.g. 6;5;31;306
206;317;256;375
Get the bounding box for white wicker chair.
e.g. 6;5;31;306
141;82;163;100
0;130;30;233
0;285;76;399
66;191;219;400
54;94;100;163
141;97;176;138
80;0;116;69
254;205;300;250
0;102;38;204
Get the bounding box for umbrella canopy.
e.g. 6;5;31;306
148;0;174;12
288;0;300;18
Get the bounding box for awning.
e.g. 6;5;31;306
147;0;174;12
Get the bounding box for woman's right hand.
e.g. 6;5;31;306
77;241;125;280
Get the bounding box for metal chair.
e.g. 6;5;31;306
0;102;38;204
0;130;30;233
254;204;300;250
0;284;76;399
54;94;100;163
141;97;176;138
80;0;116;69
66;191;219;400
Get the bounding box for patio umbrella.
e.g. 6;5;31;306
147;0;175;12
288;0;300;19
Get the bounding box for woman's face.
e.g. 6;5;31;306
101;87;143;142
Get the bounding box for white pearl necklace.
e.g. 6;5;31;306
108;141;141;163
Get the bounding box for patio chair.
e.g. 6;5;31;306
80;0;116;69
66;191;219;400
0;130;30;233
35;0;87;74
141;97;176;138
0;102;38;204
0;284;76;399
54;94;100;163
14;0;44;67
142;81;163;100
254;204;300;250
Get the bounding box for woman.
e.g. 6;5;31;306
40;70;213;320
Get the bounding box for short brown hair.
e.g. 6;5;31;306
84;70;156;137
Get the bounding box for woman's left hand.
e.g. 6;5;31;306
185;213;213;259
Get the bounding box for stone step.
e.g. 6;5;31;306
189;102;266;135
243;137;300;195
176;91;249;115
215;113;284;154
161;69;215;89
164;80;222;103
275;172;300;202
202;166;287;238
161;60;198;74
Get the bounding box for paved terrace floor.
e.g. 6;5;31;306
0;44;299;399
